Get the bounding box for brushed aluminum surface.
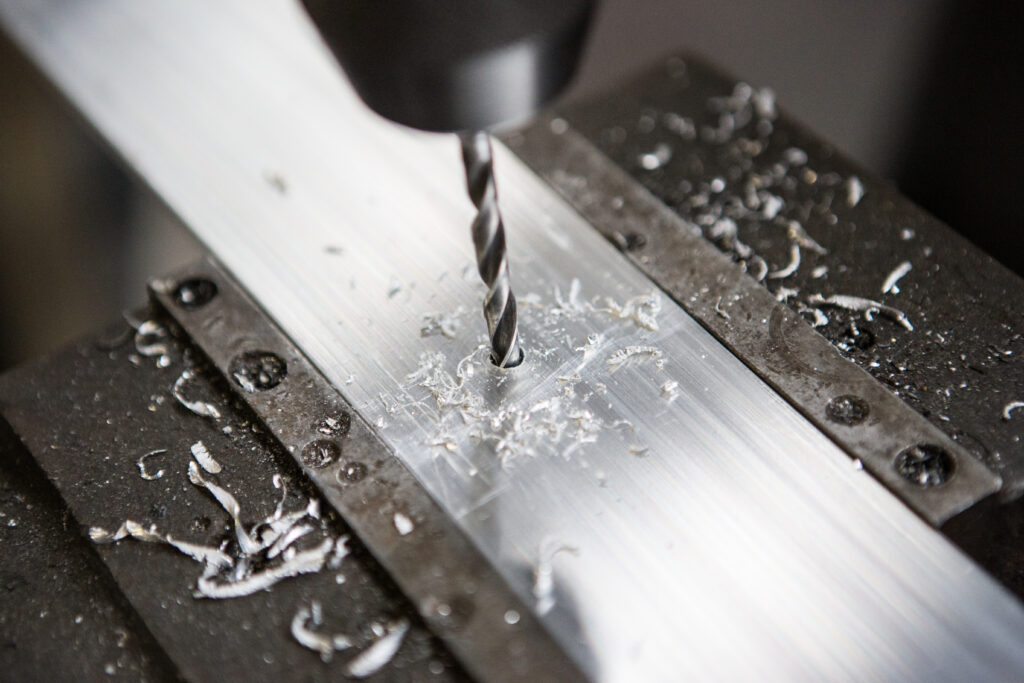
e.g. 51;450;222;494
3;1;1024;679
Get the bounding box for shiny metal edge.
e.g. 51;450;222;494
150;258;583;683
4;2;1024;680
506;121;1001;526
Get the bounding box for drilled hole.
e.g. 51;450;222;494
491;347;525;369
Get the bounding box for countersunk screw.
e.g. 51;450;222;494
301;439;340;469
894;444;954;487
826;395;870;426
337;461;368;484
173;278;218;309
229;351;286;391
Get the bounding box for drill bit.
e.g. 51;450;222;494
459;131;522;368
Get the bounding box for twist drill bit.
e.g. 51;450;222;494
459;131;522;368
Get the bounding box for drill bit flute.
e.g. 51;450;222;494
459;131;522;368
300;0;591;368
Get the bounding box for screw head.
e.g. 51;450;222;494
229;351;286;391
314;414;351;437
173;278;218;309
337;461;368;483
301;439;340;469
894;444;954;487
826;395;870;426
613;231;647;252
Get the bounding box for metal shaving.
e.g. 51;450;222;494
761;194;783;219
172;369;221;419
598;292;662;332
408;348;635;470
190;440;222;474
137;449;167;480
798;306;829;328
775;287;799;303
258;500;319;552
345;619;410;679
709;217;752;259
266;523;314;559
393;512;414;536
606;346;664;372
785;220;827;255
881;260;912;294
1003;401;1024;421
403;283;656;472
92;520;233;569
714;297;732;320
768;243;801;279
532;278;661;333
89;523;129;544
327;536;350;569
188;461;263;555
195;538;333;599
122;520;234;570
533;537;579;615
746;256;768;282
845;176;865;207
550;278;586;317
661;380;680;403
807;294;913;331
272;474;288;517
639;142;672;170
93;447;346;606
290;601;352;662
420;311;460;339
133;319;172;368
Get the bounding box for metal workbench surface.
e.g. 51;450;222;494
0;310;466;682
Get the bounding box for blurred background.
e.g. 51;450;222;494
0;0;1020;371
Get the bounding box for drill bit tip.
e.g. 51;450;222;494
459;131;522;369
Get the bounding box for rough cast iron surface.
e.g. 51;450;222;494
0;419;179;682
557;53;1023;488
0;310;466;682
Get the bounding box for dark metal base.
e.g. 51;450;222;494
548;52;1024;491
0;307;467;682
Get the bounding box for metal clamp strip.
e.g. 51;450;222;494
151;258;583;683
